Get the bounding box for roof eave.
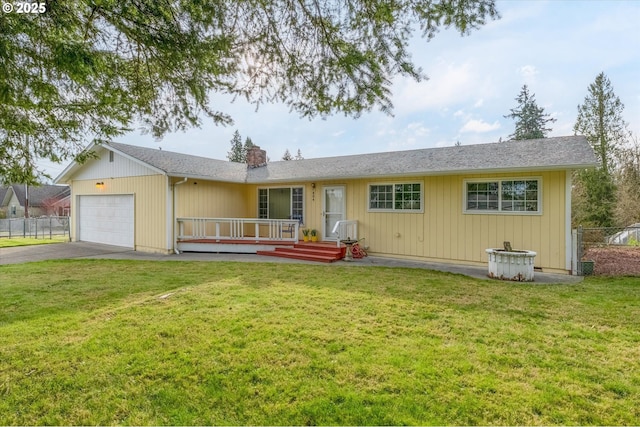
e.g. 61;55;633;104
166;172;247;184
245;163;598;183
54;142;169;184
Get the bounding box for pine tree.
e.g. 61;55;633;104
227;130;244;162
574;72;630;177
0;0;498;183
294;149;304;160
572;73;631;227
504;85;556;140
282;149;293;161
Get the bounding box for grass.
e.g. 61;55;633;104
0;235;68;248
0;260;639;425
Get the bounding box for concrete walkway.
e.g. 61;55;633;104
0;241;582;284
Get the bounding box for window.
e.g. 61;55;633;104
258;187;304;223
369;183;422;211
464;178;541;214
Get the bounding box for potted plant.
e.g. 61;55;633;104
310;229;318;242
302;228;310;242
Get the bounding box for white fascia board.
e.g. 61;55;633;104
54;142;168;184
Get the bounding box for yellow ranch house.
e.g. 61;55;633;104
55;135;597;274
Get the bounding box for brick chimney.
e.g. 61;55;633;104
246;145;267;168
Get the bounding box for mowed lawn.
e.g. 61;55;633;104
0;260;638;425
0;236;68;248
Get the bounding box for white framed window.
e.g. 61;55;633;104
464;178;542;214
368;182;423;212
258;187;304;223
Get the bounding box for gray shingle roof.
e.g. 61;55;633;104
108;142;248;182
102;135;596;184
251;135;597;183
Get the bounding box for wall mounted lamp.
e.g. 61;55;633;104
96;181;104;189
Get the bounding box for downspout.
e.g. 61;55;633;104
172;177;188;254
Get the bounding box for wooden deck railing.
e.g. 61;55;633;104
331;220;358;247
177;217;300;242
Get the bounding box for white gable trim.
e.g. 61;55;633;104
55;142;166;183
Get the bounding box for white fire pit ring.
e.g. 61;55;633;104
485;249;537;282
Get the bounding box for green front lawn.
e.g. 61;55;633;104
0;260;638;425
0;235;68;248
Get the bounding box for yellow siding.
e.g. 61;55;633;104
174;180;248;218
241;171;568;272
338;171;567;272
70;175;168;253
71;170;567;271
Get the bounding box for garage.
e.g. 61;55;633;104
77;195;134;248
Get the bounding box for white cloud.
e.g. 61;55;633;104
519;65;539;84
460;119;501;133
473;99;484;108
387;122;431;150
392;60;477;113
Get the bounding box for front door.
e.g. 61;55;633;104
322;186;345;240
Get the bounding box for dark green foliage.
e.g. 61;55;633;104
573;168;616;227
504;85;556;140
572;73;632;227
574;72;630;177
0;0;499;183
227;130;244;162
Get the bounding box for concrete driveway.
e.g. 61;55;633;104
0;241;582;284
0;241;133;265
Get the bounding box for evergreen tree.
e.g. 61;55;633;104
294;149;304;160
574;72;630;176
227;131;244;163
0;1;498;183
504;85;556;140
572;168;616;227
572;73;631;227
282;149;293;161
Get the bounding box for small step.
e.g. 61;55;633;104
294;244;345;256
285;247;342;259
257;249;339;263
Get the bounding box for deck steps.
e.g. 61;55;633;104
257;243;345;263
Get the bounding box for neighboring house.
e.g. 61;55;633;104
0;187;8;218
54;136;597;274
0;184;71;218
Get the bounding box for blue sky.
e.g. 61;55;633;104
46;0;639;179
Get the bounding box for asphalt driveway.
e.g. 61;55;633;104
0;241;582;284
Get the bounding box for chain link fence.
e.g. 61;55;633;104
0;216;70;239
575;225;640;275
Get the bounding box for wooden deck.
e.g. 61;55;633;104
176;239;346;262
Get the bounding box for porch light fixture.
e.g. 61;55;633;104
96;181;104;189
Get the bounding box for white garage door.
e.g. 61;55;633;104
78;195;134;248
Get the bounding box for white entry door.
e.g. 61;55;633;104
322;186;345;240
78;195;134;248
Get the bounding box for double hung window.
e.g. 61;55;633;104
369;183;422;211
465;178;541;214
